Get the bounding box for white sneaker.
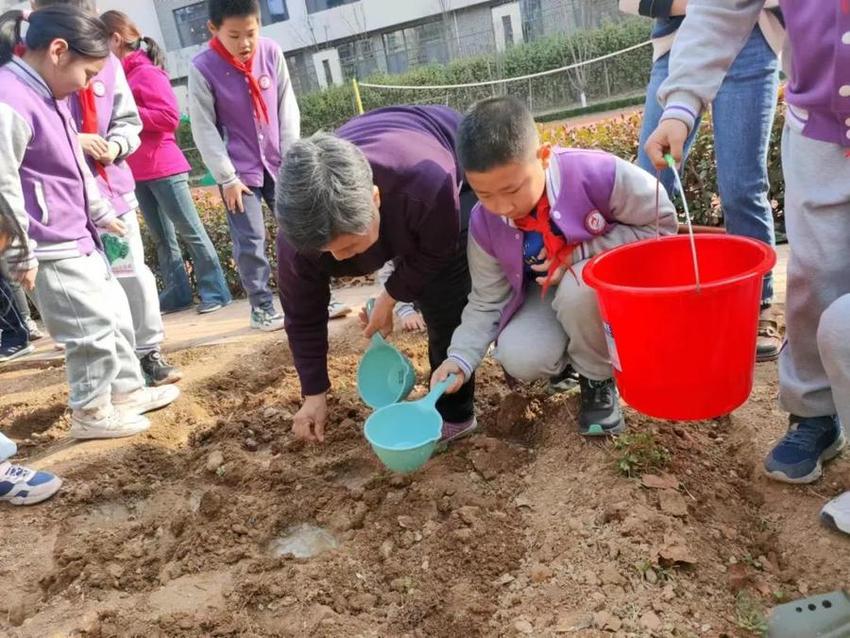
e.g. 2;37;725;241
250;306;285;332
0;461;62;505
69;405;150;440
113;385;180;415
328;300;352;320
821;491;850;535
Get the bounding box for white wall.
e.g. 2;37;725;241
491;1;523;52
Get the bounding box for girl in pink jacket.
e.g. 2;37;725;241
101;11;232;315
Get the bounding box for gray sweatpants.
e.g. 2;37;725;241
779;124;850;421
33;253;145;411
116;210;164;355
493;260;611;382
222;174;275;310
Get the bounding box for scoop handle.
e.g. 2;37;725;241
364;298;384;346
422;374;457;408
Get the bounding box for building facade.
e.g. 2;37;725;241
11;0;620;107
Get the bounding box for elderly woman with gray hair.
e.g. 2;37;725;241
276;105;477;444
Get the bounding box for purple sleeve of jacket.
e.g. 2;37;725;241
277;233;332;396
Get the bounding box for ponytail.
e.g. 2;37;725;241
0;5;108;66
0;11;26;65
100;10;165;70
141;36;166;69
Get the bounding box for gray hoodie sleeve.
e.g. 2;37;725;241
188;64;240;187
276;48;300;155
657;0;766;132
0;104;36;273
445;234;513;378
573;157;679;263
106;60;142;160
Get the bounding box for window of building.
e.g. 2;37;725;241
501;15;515;48
338;38;379;80
521;0;544;41
306;0;358;14
381;19;447;75
262;0;289;24
174;2;209;48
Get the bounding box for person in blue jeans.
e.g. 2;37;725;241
621;0;785;361
109;18;233;315
0;273;33;362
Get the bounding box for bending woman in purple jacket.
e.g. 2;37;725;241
276;106;477;445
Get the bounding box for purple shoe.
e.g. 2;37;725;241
441;417;478;444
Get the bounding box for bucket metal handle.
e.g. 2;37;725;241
658;154;702;293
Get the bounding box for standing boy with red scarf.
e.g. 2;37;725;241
431;97;679;435
188;0;297;332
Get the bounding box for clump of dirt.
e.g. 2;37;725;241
1;322;849;637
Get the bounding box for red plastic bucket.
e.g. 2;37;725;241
583;235;776;420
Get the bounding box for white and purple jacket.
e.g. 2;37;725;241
68;54;142;218
188;37;300;188
446;148;679;378
659;0;850;149
0;58;115;275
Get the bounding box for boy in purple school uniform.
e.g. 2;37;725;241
645;0;850;534
432;97;678;435
188;0;297;332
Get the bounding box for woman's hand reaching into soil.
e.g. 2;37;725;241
293;393;328;443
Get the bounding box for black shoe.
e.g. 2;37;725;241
140;351;183;387
0;342;35;363
548;364;580;394
578;376;625;436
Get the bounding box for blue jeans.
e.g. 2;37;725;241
135;173;232;311
0;274;28;348
637;26;779;305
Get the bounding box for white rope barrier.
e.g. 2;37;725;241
357;40;652;91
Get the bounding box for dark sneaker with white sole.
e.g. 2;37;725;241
549;364;580;394
0;342;34;363
578;376;625;436
140;351;183;386
763;415;845;483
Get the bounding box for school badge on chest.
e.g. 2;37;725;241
585;210;607;235
92;80;106;97
258;75;272;90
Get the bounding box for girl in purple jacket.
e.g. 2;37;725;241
0;5;178;439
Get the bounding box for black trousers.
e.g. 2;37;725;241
415;188;476;423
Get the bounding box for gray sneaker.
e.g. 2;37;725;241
250;306;284;332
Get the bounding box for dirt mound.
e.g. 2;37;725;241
1;324;848;637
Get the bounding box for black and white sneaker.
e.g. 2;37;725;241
578;376;625;436
548;364;580;394
0;342;35;364
140;351;183;386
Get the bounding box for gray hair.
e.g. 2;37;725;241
276;132;375;251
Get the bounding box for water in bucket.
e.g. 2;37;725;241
584;234;775;420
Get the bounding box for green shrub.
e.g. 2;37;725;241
140;190;278;298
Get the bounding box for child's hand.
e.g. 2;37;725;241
78;134;111;161
401;312;426;332
100;141;121;165
102;218;127;236
530;248;567;288
363;290;395;339
19;267;37;291
431;360;466;394
645;119;689;170
223;181;253;214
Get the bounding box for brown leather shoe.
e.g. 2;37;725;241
757;312;782;362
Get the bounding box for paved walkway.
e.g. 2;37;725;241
2;244;789;373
